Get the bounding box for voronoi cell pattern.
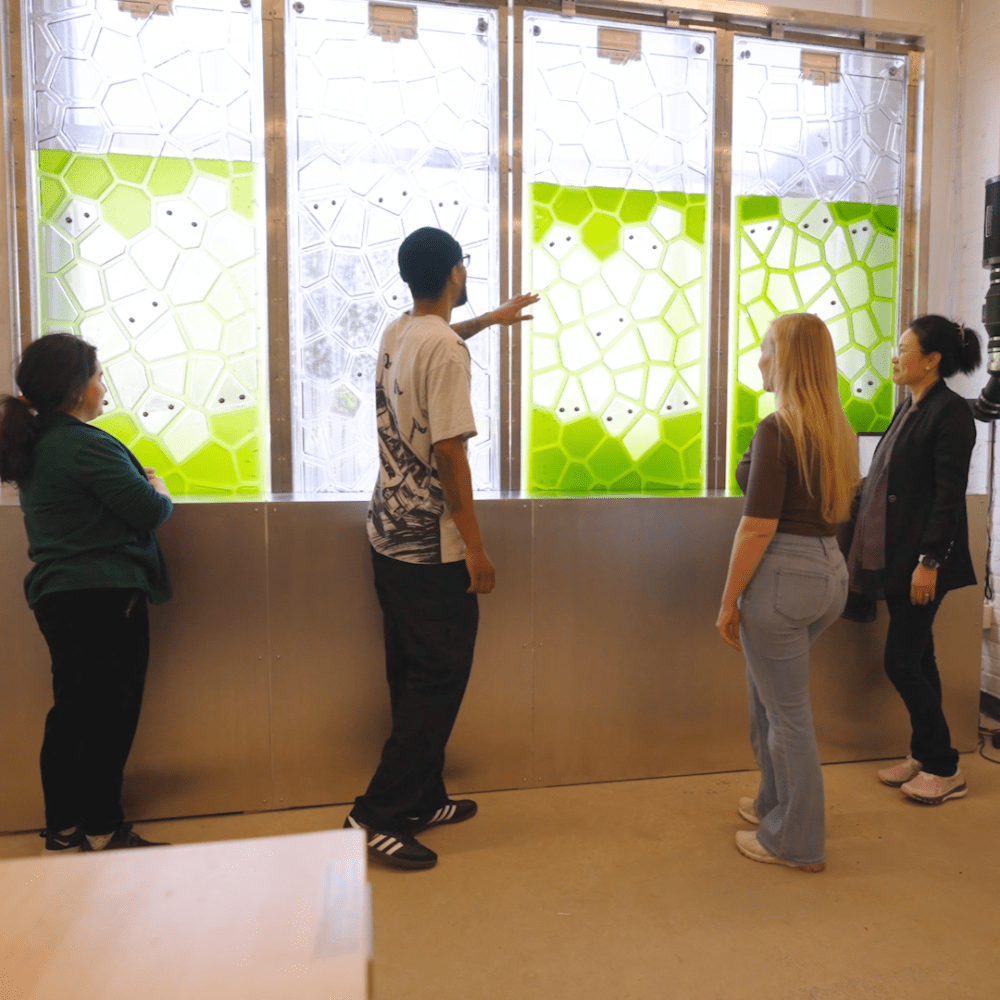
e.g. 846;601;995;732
26;0;262;161
524;14;714;493
729;196;899;488
732;37;907;203
288;0;499;493
37;150;267;494
529;187;707;492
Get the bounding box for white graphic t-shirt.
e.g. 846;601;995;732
367;313;478;564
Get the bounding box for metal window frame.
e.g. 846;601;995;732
6;0;930;497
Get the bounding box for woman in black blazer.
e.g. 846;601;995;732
848;315;981;805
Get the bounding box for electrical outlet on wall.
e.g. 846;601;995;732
983;601;994;629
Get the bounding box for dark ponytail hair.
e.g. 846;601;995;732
909;314;983;379
0;333;98;486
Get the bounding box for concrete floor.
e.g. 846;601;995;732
2;751;998;999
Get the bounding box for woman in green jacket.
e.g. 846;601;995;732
0;333;173;853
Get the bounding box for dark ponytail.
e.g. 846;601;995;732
909;314;983;378
0;333;98;486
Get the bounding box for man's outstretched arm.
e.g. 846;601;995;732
451;293;540;341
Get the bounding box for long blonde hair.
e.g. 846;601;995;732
768;313;859;523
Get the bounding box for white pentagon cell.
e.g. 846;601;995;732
554;377;587;421
644;363;674;409
603;330;645;372
113;289;169;338
662;376;697;415
557;323;601;372
63;262;105;312
780;198;809;225
663;240;703;286
587;308;628;343
166;250;222;306
44;226;75;273
847;220;875;260
794;236;822;267
207;272;248;322
79;226;126;267
162;409;210;464
332;199;366;248
600;396;640;437
52;56;102;101
837;265;871;310
187;355;225;405
548;282;581;326
851;367;882;401
130;230;180;289
299;246;331;288
332;251;374;296
561;246;600;286
531;247;559;291
765;272;798;312
794;264;831;305
824;226;852;270
134;316;188;363
738;349;764;393
43;278;77;322
532;335;560;372
176;304;223;351
614;369;645;402
103;80;157;130
837;345;867;380
80;313;129;361
872;266;895;299
298;154;338;194
600;255;641;303
189;175;229;217
827;317;851;352
55;199;100;240
622;226;665;269
157;200;208;249
579;73;618;121
539;224;579;263
104;258;147;301
623;413;661;461
813;286;846;322
207;371;253;413
638;321;674;365
150;357;188;395
795;202;835;239
665;293;697;337
365;207;404;248
632;271;672;320
580;366;614;413
93;28;140;78
543;61;587;101
136;390;185;436
532;369;565;410
579;278;617;319
740;267;766;304
866;233;896;269
106;354;148;410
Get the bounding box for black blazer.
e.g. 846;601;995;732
880;378;977;595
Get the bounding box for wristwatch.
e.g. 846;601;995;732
918;554;940;569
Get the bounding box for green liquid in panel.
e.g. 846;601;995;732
730;196;899;491
36;149;265;496
528;184;708;494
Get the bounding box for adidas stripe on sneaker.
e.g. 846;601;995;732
343;815;437;869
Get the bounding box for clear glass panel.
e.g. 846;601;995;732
523;14;713;493
729;38;906;486
287;0;500;493
25;0;268;495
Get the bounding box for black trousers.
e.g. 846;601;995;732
883;593;959;776
355;549;479;832
33;588;149;836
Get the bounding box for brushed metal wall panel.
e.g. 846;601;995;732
0;506;55;831
267;500;534;810
124;503;273;820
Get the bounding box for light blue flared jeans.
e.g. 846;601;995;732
738;533;848;865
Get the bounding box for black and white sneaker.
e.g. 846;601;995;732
40;827;85;855
343;815;437;870
80;823;169;851
409;799;478;832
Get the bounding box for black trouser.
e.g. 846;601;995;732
354;549;479;833
884;593;959;777
34;588;150;836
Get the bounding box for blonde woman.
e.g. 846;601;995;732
717;314;859;872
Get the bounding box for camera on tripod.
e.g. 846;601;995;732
973;176;1000;421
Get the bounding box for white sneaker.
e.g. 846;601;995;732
900;769;967;804
877;756;922;787
735;831;825;872
737;797;760;825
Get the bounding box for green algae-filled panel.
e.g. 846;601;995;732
26;0;267;496
523;13;714;494
729;196;899;487
528;185;707;492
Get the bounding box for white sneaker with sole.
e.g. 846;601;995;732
899;769;967;804
737;797;760;825
877;757;922;787
735;831;825;872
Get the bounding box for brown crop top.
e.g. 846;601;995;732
735;413;836;537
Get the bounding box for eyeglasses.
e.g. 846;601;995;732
460;253;471;267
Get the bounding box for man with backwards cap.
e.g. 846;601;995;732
345;227;538;869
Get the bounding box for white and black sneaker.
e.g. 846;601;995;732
409;799;478;832
343;815;437;870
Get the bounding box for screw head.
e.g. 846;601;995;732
477;17;487;32
293;1;304;11
240;0;251;7
694;42;705;54
533;24;541;36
